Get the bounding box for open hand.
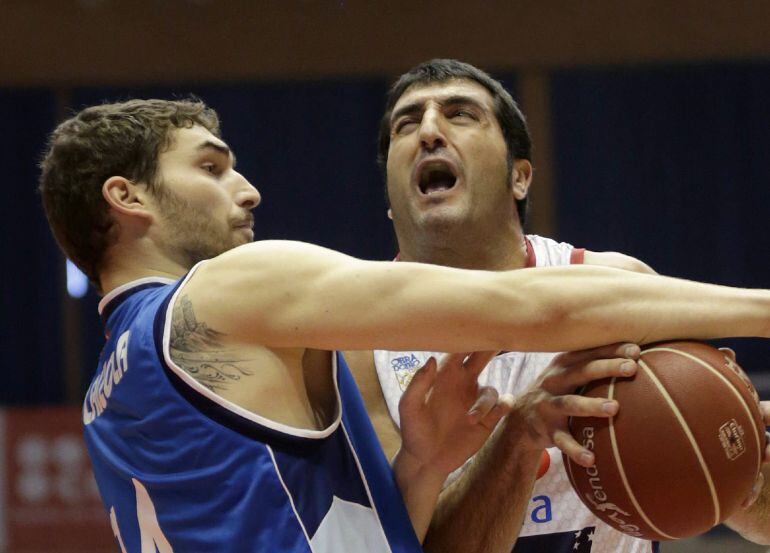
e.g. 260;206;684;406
397;351;513;477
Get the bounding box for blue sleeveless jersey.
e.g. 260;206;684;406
83;275;421;553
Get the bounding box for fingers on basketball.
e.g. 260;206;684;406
559;342;640;367
550;394;618;418
554;429;594;467
565;358;638;389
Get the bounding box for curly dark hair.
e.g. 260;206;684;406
378;59;532;225
39;98;220;287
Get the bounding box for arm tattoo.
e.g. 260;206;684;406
169;294;254;392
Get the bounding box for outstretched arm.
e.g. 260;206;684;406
181;240;770;353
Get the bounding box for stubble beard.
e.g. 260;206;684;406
155;186;241;268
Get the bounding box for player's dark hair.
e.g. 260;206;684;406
39;98;220;288
378;59;532;225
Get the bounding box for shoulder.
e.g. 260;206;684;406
583;250;657;275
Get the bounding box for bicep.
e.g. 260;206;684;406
178;239;535;352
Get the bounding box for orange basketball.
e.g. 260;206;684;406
565;341;766;541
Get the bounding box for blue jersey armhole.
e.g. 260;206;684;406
150;279;326;450
337;353;422;550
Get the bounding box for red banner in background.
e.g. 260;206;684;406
0;406;114;553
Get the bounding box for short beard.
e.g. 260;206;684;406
154;184;240;268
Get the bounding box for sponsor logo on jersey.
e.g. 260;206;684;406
530;495;552;523
83;330;130;425
391;353;422;391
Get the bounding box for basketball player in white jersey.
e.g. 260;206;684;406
344;59;770;552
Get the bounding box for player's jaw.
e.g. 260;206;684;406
387;153;475;237
157;194;254;267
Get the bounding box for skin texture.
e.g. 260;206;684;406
99;124;510;541
99;123;770;545
346;75;770;550
385;79;532;271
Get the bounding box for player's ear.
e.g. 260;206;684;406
511;159;533;201
102;176;153;221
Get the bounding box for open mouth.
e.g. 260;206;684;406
418;161;457;195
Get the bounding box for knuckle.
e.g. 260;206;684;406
483;386;499;400
541;369;565;388
550;395;569;411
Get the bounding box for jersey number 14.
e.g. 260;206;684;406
110;478;173;553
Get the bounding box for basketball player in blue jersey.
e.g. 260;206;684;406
39;99;770;553
344;59;770;552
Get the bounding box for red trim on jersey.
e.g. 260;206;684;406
535;449;551;480
570;247;585;265
395;239;582;267
524;237;536;268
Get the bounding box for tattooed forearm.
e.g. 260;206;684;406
170;295;254;392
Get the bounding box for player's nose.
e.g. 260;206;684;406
418;109;447;152
235;174;261;209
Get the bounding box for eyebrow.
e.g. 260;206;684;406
197;140;238;168
390;94;487;125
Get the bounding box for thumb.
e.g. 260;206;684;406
479;393;515;430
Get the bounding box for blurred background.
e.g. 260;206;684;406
2;0;770;551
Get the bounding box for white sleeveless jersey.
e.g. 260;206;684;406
374;235;657;553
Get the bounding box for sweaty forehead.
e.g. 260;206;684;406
391;79;495;115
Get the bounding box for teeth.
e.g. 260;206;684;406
418;160;457;193
420;164;456;194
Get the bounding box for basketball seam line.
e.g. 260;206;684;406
608;376;677;540
644;347;763;469
639;358;720;528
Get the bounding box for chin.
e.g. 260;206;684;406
417;206;468;229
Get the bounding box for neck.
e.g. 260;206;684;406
397;224;528;271
99;242;190;296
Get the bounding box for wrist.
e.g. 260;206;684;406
500;401;544;454
392;448;450;492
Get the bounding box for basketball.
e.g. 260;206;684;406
564;341;766;541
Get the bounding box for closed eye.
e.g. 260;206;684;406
394;118;419;133
449;109;476;120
